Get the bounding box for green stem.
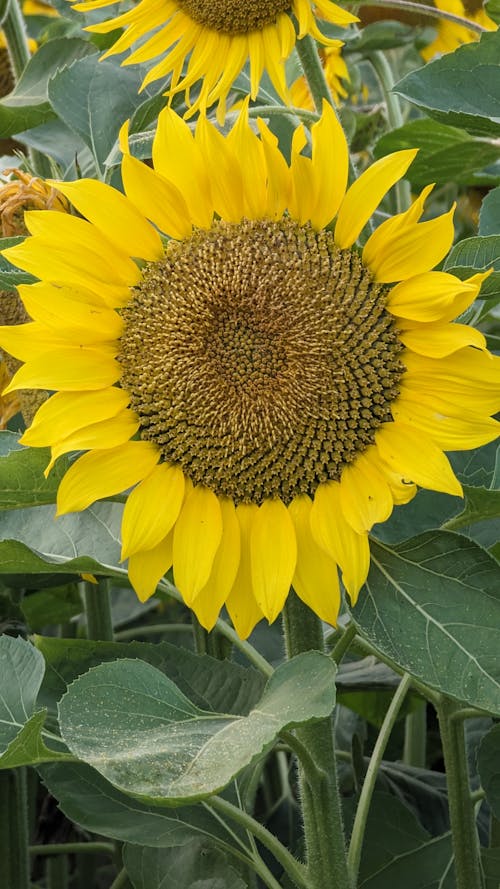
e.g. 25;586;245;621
295;34;358;186
248;104;319;125
343;0;488;32
282;592;352;889
403;703;427;768
348;673;412;885
82;579;114;641
0;769;31;889
436;697;483;889
330;622;357;665
45;856;68;889
30;843;115;857
209;796;310;889
368;50;411;213
109;869;130;889
490;815;500;848
191;613;229;659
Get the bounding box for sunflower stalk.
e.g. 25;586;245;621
282;591;352;889
368;50;412;213
0;769;31;889
436;696;483;889
82;579;114;641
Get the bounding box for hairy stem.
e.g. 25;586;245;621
82;579;114;641
368;50;411;213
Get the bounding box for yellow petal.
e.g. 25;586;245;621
375;422;462;496
128;533;173;603
21;388;130;447
392;396;500;450
404;347;500;387
228;104;267;219
257;118;291;218
250;498;296;623
192;498;241;631
17;280;108;310
173;486;223;606
363;204;456;283
226;503;263;640
288;494;341;626
335;149;418;249
399;321;486;357
56;441;160;514
386;271;483;322
3;348;120;394
310;481;370;604
0;322;77;361
309;100;349;229
47;409;139;472
195;115;243;222
121;462;185;559
121;154;192;241
48;179;164;261
339;448;394;534
18;287;123;341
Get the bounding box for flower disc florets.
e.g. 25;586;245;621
176;0;290;32
119;218;405;505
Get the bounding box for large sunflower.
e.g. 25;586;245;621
1;104;498;639
71;0;357;120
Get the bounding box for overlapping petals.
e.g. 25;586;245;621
1;102;499;640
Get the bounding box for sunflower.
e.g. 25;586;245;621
71;0;358;120
420;0;497;61
1;104;498;638
291;43;349;107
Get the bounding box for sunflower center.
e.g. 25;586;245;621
176;0;290;33
119;218;404;505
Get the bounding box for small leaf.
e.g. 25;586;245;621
446;485;500;530
123;840;248;889
58;653;336;804
353;532;500;712
0;435;70;510
394;31;500;137
479;186;500;235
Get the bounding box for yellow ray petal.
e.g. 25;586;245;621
309;100;349;230
173;486;223;606
375;422;462;496
152;108;213;230
226;503;263;640
121;154;192;241
128;532;174;603
20;388;130;446
335;149;418;249
339;448;394;534
121;462;185;559
250;498;297;623
0;322;76;361
192;498;241;631
392;396;500;450
399;320;486;357
310;481;370;604
17;280;108;310
195;115;243;222
47;409;139;472
386;271;483;322
48;179;164;261
404;347;500;387
401;375;500;415
257;118;291;218
288;494;341;626
228;104;267;219
363;205;456;283
56;441;160;514
18;287;123;341
23;211;141;285
3;348;120;394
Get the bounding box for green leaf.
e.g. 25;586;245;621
47;55;157;172
21;584;83;632
482;848;500;889
123;840;248;889
479;186;500;235
36;636;265;718
445;485;500;530
374;119;500;186
39;762;248;849
443;235;500;301
0;435;70;510
486;0;500;24
0;636;67;768
0;37;95;137
359;793;453;888
0;237;36;289
477;723;500;818
346;21;416;52
58;653;336;804
394;31;500;137
353;532;500;712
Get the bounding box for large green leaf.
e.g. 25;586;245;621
443;235;500;301
477;723;500;819
479;186;500;236
0;37;95;137
58;653;336;804
0;635;68;768
36;637;265;718
374;119;500;186
445;485;500;530
0;436;70;510
38;762;248;850
123;840;248;889
394;31;500;137
354;532;500;711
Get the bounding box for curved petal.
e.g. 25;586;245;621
128;532;174;603
339;448;394;534
335;149;418;249
364;205;456;283
226;503;263;640
250;498;297;623
20;388;130;447
399;321;486;357
195;115;243;222
56;441;160;514
392;395;500;450
3;348;120;394
375;422;463;496
18;287;124;341
173;486;223;606
288;494;341;626
192;498;241;631
121;153;192;241
309;100;349;229
386;271;485;322
47;409;140;472
121;462;185;559
310;481;370;604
